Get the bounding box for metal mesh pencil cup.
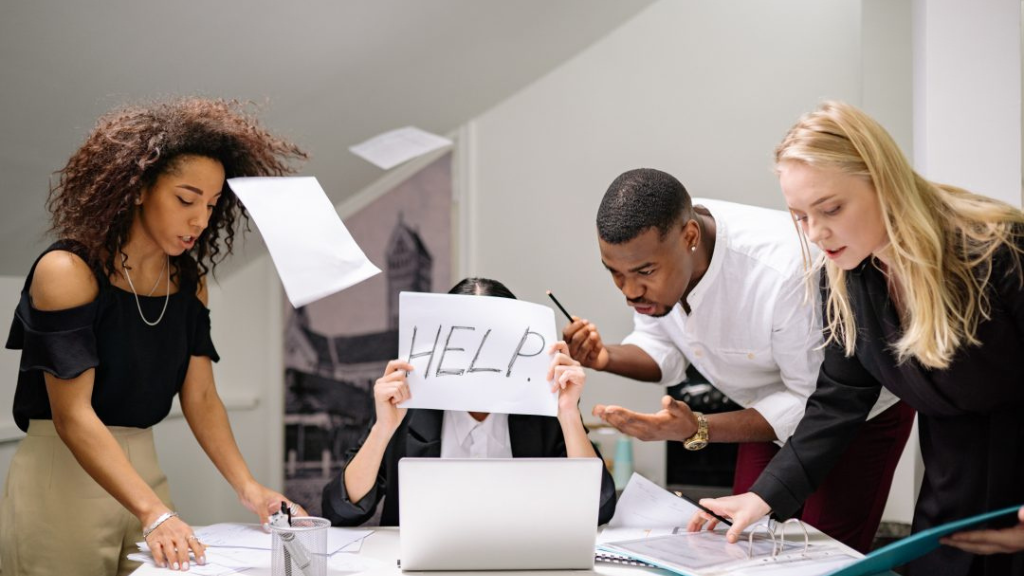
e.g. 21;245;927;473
270;516;329;576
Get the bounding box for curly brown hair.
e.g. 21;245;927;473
47;97;308;286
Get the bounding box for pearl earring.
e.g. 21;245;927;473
690;245;697;252
134;197;142;205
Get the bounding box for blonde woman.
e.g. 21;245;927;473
692;101;1024;576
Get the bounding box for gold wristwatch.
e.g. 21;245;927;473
683;412;709;451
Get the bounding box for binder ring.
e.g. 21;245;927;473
747;521;778;559
777;518;810;557
747;518;810;560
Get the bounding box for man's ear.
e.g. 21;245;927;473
679;217;700;250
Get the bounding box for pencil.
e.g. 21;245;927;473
546;290;574;321
674;491;733;526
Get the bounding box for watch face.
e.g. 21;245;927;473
684;440;708;451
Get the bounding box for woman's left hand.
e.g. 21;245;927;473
547;341;585;417
238;482;308;530
941;506;1024;555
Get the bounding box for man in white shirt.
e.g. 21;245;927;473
563;168;913;552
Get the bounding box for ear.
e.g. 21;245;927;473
136;185;153;206
680;218;700;251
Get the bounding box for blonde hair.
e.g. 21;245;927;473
776;101;1023;369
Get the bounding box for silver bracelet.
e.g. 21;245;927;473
142;511;179;539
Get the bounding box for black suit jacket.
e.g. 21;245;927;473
751;244;1024;576
322;409;617;527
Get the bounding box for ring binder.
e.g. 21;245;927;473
601;518;860;576
749;518;811;559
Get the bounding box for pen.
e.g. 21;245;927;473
674;491;733;527
546;290;574;322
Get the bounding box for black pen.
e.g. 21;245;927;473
546;290;574;322
674;491;733;526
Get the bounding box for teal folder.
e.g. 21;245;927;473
826;504;1022;576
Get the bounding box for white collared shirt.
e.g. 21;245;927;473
622;199;898;443
440;411;513;459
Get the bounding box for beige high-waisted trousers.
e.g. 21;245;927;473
0;420;173;576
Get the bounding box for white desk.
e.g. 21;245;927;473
130;526;899;576
131;528;656;576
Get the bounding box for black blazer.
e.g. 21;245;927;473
751;245;1024;576
321;409;617;527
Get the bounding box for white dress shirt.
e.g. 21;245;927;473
622;199;898;443
440;411;513;459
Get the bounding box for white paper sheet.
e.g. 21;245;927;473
397;292;559;416
349;126;452;170
126;551;251;575
130;542;384;574
228;176;381;307
607;472;704;528
193;523;372;555
327;552;387;573
608;532;801;572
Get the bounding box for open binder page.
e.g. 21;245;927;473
607;472;702;528
602;531;860;576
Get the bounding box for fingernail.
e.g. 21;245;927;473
183;562;190;570
262;522;270;531
172;562;179;570
199;556;206;565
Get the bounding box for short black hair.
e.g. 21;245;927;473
447;277;517;300
596;168;693;244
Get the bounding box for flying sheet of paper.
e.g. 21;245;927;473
397;292;559;416
349;126;452;170
228;177;381;307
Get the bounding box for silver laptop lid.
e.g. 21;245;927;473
398;458;602;571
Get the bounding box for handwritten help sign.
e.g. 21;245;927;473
397;292;558;416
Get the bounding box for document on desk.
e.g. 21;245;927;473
607;472;705;529
602;532;860;576
599;474;862;576
194;523;373;554
126;550;252;575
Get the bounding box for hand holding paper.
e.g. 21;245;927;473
547;341;586;416
397;292;558;416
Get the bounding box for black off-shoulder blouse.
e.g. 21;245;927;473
7;240;220;432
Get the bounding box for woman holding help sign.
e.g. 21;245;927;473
321;277;616;527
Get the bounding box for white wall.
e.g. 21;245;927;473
913;0;1021;206
462;0;871;489
0;276;28;482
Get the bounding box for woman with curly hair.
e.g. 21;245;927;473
692;101;1024;575
0;98;307;575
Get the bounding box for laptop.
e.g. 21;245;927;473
398;458;602;571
